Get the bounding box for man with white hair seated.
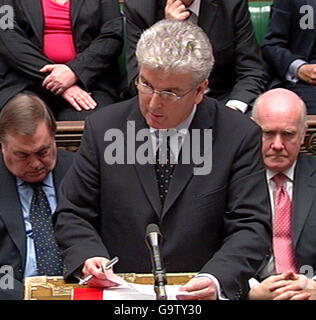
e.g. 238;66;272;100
250;88;316;300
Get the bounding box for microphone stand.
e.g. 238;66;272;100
145;224;168;300
151;245;167;300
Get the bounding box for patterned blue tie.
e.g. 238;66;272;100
155;135;175;204
29;182;63;276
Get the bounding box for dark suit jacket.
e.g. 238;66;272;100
262;0;316;88
53;96;271;300
0;150;74;300
292;154;316;271
124;0;268;107
0;0;123;109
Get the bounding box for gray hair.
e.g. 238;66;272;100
0;93;57;143
136;19;214;85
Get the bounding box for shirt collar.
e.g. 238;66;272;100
16;171;54;188
150;105;197;134
188;0;201;16
266;161;297;182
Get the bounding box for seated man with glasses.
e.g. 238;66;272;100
53;20;271;300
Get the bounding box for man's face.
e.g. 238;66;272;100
1;121;57;183
138;66;207;129
257;103;305;172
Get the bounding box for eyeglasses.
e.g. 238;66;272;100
135;78;194;102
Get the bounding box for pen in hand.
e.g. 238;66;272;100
78;256;119;285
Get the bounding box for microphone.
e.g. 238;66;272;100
145;223;167;300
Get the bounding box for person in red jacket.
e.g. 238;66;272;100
0;0;124;120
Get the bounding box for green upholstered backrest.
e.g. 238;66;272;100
248;1;273;45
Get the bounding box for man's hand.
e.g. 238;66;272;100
297;64;316;85
40;64;78;94
81;257;118;288
177;277;217;300
61;84;97;111
164;0;191;20
248;273;295;300
270;273;313;300
249;272;314;300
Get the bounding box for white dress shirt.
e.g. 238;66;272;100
16;173;57;277
286;59;307;83
149;105;196;158
187;0;200;17
249;163;296;287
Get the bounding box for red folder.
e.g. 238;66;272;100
72;287;104;300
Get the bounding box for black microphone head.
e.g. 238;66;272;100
145;223;162;248
146;223;161;237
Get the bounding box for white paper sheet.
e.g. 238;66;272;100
103;273;191;300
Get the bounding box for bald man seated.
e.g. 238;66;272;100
249;88;316;300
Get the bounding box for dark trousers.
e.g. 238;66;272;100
22;86;117;121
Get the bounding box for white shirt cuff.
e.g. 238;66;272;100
196;273;229;300
286;59;307;83
226;100;248;113
248;277;260;288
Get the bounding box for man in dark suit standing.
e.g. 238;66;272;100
124;0;268;113
0;94;73;300
249;88;316;300
53;19;271;300
262;0;316;114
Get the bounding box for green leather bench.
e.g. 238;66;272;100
248;1;273;46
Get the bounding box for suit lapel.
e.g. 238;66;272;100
18;0;85;43
0;156;26;262
70;0;85;28
19;0;43;45
157;0;167;20
52;150;68;202
161;99;216;217
198;0;218;35
127;105;162;217
161;154;195;218
292;155;316;247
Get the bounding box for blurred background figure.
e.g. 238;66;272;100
0;0;124;120
124;0;268;113
262;0;316;114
